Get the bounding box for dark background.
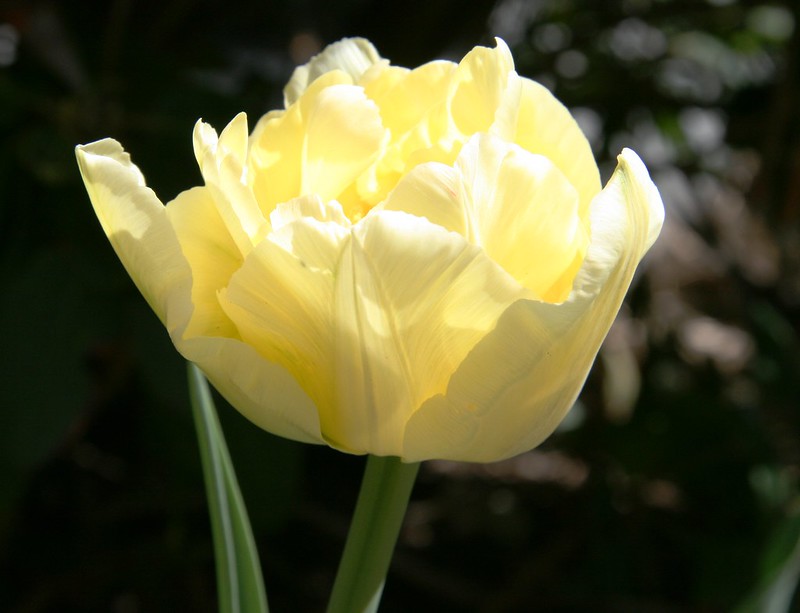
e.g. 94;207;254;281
2;0;800;611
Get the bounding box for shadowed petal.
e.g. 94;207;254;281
218;216;348;422
75;139;192;335
180;335;324;445
165;186;242;340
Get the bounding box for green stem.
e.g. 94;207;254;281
326;455;421;613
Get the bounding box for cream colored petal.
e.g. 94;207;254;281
248;106;304;212
449;38;515;136
218;218;348;425
217;111;249;162
455;134;588;302
363;60;455;138
249;73;386;217
301;85;385;200
179;335;324;445
353;60;458;208
379;161;463;230
269;194;351;232
503;78;602;219
383;134;588;302
403;149;664;462
165;186;241;340
192;119;219;170
192;115;267;255
329;211;528;456
284;37;382;107
75;139;192;334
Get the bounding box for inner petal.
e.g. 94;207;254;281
248;73;387;221
457;134;588;302
382;133;589;302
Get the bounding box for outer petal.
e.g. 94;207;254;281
75;139;192;335
178;336;325;445
77;139;324;446
219;208;529;457
284;37;383;107
165;186;241;340
403;149;664;462
218;214;348;426
170;212;326;447
329;211;529;456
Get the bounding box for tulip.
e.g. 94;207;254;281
76;37;663;463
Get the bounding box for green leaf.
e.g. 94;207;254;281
188;362;269;613
735;511;800;613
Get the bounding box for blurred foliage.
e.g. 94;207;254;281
1;0;799;611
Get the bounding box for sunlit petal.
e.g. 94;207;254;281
192;114;268;255
403;149;664;462
250;72;386;219
284;37;382;107
449;38;515;136
383;134;588;302
502;78;602;219
330;211;528;455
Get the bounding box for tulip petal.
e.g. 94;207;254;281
218;216;348;421
379;161;462;229
269;194;351;231
76;140;324;446
403;148;664;462
180;335;324;445
75;139;192;333
329;211;528;456
219;208;528;457
301;86;385;202
455;134;587;302
382;134;587;302
249;73;386;218
449;38;515;136
362;60;455;139
502;78;602;219
284;37;382;107
165;186;242;340
192;115;268;256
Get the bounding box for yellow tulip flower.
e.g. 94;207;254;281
76;38;663;462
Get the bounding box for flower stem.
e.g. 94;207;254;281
326;455;421;613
